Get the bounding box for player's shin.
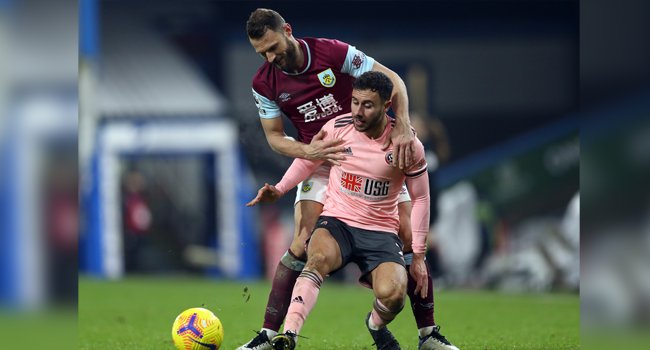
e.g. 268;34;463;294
283;269;323;335
263;249;306;332
405;253;436;336
369;298;405;330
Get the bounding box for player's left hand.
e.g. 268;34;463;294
410;253;428;299
246;183;282;207
382;120;415;169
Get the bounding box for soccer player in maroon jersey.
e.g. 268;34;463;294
247;71;459;350
238;9;441;350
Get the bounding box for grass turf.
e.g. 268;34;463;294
79;275;579;350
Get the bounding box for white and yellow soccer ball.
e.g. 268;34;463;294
172;308;224;350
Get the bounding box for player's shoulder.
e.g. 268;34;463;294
253;62;274;82
388;117;420;138
387;118;425;150
332;113;354;129
252;62;275;95
321;113;353;132
304;37;350;64
304;37;349;49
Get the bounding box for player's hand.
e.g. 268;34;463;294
410;253;428;299
246;183;282;206
382;120;415;169
305;129;346;166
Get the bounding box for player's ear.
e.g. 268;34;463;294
383;100;392;114
284;23;292;38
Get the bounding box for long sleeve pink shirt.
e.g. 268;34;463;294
275;113;431;254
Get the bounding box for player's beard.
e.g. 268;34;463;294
354;108;385;135
276;36;299;72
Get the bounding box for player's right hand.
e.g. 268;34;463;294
410;253;428;298
246;183;282;206
305;129;346;166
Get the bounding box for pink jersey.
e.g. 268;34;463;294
252;38;376;144
275;114;431;253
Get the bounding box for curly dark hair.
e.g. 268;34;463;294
352;71;393;102
246;8;286;40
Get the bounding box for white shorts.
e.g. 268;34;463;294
294;163;411;205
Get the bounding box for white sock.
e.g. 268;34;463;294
368;315;380;331
262;328;278;338
419;326;435;338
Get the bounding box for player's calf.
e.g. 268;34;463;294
405;254;436;330
260;249;306;333
283;269;322;335
370;297;405;329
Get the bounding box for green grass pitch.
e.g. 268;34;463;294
79;276;579;350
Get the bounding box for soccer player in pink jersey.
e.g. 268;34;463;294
247;72;459;350
239;8;443;350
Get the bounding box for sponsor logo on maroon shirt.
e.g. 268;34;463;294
298;93;342;122
351;52;366;69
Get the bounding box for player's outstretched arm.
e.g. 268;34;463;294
246;183;282;207
261;118;346;164
372;61;416;169
247;157;323;208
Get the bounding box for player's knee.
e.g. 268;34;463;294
289;239;307;259
305;252;330;273
375;281;406;311
381;291;406;314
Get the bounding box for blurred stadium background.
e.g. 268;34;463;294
0;0;648;349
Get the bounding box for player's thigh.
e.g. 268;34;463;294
397;200;413;253
368;261;408;300
292;164;329;240
293;200;324;240
306;227;343;276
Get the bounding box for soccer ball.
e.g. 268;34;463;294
172;308;224;350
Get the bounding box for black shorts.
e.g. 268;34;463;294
311;216;406;288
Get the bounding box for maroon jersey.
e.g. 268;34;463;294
252;37;376;143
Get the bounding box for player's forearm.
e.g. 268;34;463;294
386;70;410;127
410;197;430;254
267;134;310;159
275;158;323;196
407;175;431;254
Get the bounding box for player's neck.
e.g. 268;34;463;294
364;114;389;140
291;38;305;73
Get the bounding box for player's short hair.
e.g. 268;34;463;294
352;71;394;102
247;8;286;40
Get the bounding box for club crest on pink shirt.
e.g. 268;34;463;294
384;152;393;165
